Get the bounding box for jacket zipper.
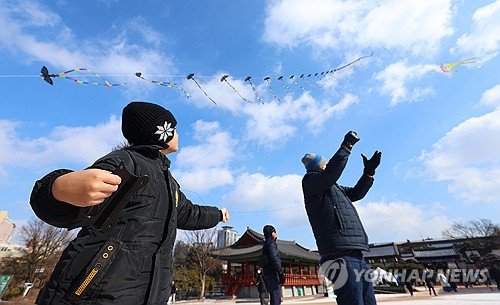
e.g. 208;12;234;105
70;243;116;300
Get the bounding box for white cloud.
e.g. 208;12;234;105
479;84;500;107
183;73;359;147
0;117;123;176
223;172;452;241
452;0;500;62
222;172;307;224
0;0;174;87
173;120;236;193
420;84;500;202
357;200;452;242
374;61;439;105
263;0;454;55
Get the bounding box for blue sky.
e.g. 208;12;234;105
0;0;499;249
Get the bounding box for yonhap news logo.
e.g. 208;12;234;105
318;258;349;289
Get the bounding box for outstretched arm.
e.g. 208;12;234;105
30;153;125;228
176;189;229;230
302;131;359;195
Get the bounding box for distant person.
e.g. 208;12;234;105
424;268;438;296
489;265;500;291
404;278;415;297
261;225;285;305
302;131;381;305
256;269;268;305
436;271;451;292
168;281;176;304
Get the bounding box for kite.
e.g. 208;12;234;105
333;47;374;73
299;74;310;84
40;66;126;87
187;73;217;105
440;57;482;73
278;76;293;95
264;76;282;103
290;75;307;92
220;75;252;104
135;72;190;98
244;76;263;104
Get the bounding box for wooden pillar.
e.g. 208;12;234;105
299;261;303;277
289;261;293;275
227;261;232;276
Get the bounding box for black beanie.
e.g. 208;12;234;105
122;101;177;148
263;225;276;239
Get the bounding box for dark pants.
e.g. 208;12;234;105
427;285;437;296
263;275;281;305
259;292;268;305
404;283;413;296
321;251;376;305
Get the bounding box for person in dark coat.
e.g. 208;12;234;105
424;268;437;296
256;269;268;305
404;278;415;297
30;101;230;305
301;131;381;305
262;225;285;305
167;281;176;304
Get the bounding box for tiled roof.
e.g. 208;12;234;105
363;243;399;258
210;228;320;263
413;246;459;258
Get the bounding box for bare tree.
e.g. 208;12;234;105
442;218;499;238
183;228;220;300
19;218;74;285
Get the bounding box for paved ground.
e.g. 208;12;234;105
181;286;499;305
3;286;498;305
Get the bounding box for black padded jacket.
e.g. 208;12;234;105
30;145;221;305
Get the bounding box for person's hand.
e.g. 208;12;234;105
342;131;359;151
220;208;230;222
51;169;122;207
361;151;382;176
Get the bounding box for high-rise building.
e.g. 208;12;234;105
0;211;15;243
216;226;238;248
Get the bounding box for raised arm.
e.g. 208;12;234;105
302;131;359;195
342;151;381;202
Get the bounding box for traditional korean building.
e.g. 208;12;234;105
412;245;460;269
362;242;400;266
210;227;321;298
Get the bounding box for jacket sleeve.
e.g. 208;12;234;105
29;150;134;229
340;174;374;202
265;241;282;274
176;190;221;230
302;147;350;195
30;169;90;228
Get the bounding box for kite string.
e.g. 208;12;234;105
182;189;302;214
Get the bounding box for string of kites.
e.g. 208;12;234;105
39;49;481;106
40;48;374;105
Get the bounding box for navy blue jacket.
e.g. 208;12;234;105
302;147;373;255
262;237;282;277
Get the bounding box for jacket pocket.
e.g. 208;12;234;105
65;239;121;304
333;205;346;232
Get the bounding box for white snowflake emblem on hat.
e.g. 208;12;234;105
155;121;174;142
